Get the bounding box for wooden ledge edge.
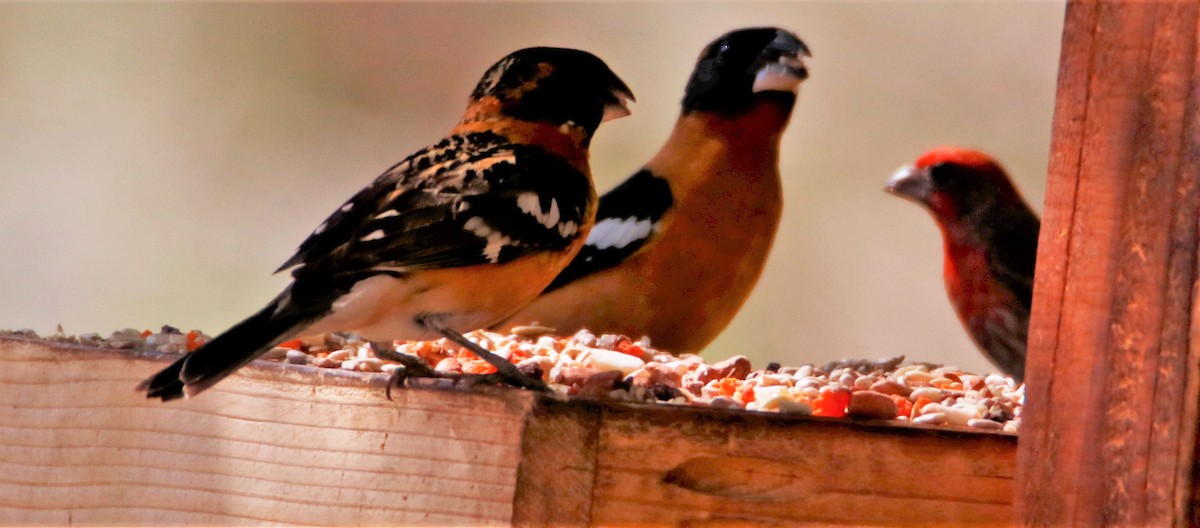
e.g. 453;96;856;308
1;335;1017;441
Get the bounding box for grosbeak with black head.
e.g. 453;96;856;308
139;47;633;400
498;27;809;354
886;147;1039;381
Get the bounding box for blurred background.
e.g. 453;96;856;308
0;2;1064;374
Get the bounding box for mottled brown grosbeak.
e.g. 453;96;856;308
886;147;1039;381
498;27;809;354
139;47;633;400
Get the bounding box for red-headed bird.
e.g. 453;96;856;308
886;147;1039;381
138;47;634;400
497;28;809;354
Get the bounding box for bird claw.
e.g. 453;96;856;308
374;341;548;397
443;337;549;392
374;345;436;400
418;318;550;392
479;364;549;392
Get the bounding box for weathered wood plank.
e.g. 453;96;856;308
1018;2;1200;526
589;407;1014;527
0;337;1015;526
0;339;530;526
512;399;601;527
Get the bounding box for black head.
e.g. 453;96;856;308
682;27;811;114
470;47;634;138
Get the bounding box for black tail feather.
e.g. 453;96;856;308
137;297;315;401
135;356;188;401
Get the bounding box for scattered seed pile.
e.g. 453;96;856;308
4;325;1022;432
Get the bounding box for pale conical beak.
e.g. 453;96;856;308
885;165;933;204
752;54;809;94
602;89;635;123
752;30;811;95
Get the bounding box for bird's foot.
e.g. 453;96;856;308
437;330;548;392
373;344;439;400
374;339;546;397
413;318;548;392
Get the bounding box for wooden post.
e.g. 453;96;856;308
1018;1;1200;526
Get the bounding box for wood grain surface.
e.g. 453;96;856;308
0;337;1015;526
0;338;532;526
1017;2;1200;526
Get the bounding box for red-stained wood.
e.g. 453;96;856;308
1018;2;1200;526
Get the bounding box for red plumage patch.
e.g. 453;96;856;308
914;146;1000;172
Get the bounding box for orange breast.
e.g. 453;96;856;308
501;106;788;353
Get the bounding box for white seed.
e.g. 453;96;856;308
934;404;980;426
909;387;945;402
929;377;954;389
913;412;948;425
758;374;782;387
797;377;824;390
854;376;874;390
986;373;1013;388
708;396;744;409
894;364;929;377
777;399;813;415
436;357;460;372
838;372;857;387
312;356;340;368
902;371;934;387
751;386;790;410
355;358;383;372
582;347;645;375
285;350;309;364
967;418;1004;430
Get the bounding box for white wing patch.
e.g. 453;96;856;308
517;192;578;238
587;217;655;250
464;216;513;263
516;192;560;228
360;229;386;242
558;220;579;237
373;209;400;220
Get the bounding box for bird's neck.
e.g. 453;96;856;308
456;99;591;167
649;100;791;192
936;203;991;254
677;98;793;145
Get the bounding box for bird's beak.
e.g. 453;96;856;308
602;87;635;123
885;164;933;204
752;31;811;94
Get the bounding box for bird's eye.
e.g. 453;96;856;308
927;163;956;186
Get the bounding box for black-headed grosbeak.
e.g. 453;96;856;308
497;28;809;354
139;47;634;400
886;148;1039;381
